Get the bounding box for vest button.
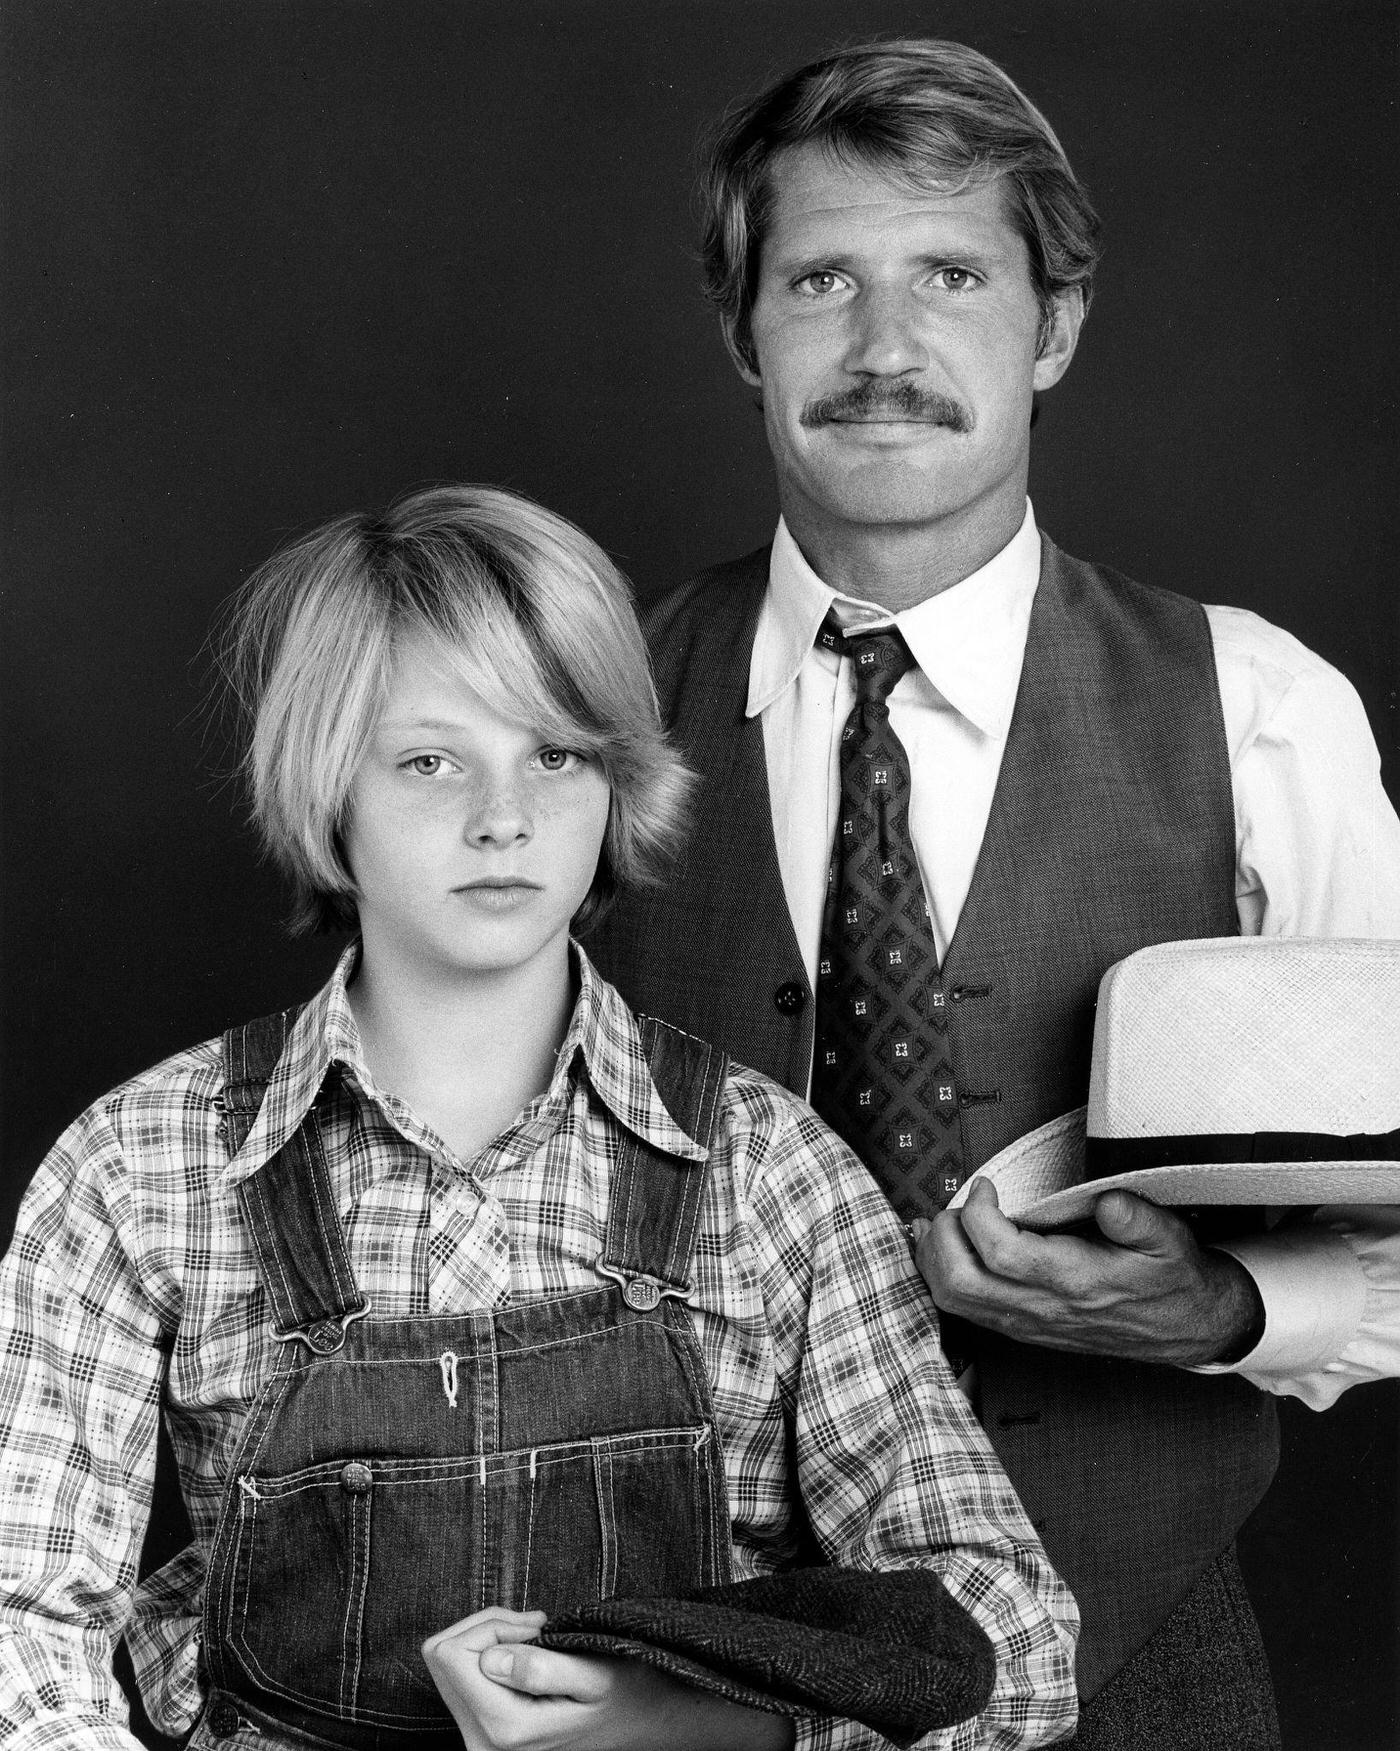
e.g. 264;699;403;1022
340;1461;374;1494
773;981;807;1016
623;1278;661;1311
207;1701;241;1739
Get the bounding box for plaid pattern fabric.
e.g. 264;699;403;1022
0;944;1075;1751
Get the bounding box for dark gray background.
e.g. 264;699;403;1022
2;2;1396;1745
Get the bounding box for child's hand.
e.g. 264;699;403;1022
421;1607;793;1751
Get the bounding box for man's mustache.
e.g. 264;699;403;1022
800;381;972;432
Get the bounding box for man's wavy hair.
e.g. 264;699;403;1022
699;38;1102;369
218;485;693;936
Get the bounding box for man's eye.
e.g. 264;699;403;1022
932;267;977;291
794;270;846;297
537;748;581;772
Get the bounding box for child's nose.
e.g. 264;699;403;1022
464;784;532;846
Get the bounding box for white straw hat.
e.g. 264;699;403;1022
949;937;1400;1231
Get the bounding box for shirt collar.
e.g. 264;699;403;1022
565;944;710;1162
221;940;707;1186
747;500;1041;739
220;940;366;1186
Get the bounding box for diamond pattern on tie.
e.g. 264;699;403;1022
809;614;963;1218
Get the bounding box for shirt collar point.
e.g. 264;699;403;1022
574;953;712;1162
215;944;358;1187
749;527;839;716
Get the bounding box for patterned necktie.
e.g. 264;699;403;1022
809;614;961;1219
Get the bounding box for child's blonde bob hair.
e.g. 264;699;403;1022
219;484;693;935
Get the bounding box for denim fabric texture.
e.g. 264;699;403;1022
200;1009;731;1751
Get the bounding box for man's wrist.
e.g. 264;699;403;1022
1202;1250;1267;1367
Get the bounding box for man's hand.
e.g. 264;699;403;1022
421;1607;793;1751
914;1179;1265;1366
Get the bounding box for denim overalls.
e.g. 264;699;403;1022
191;1007;733;1751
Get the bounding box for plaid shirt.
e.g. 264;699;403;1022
0;944;1076;1751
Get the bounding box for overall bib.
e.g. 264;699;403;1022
190;1008;732;1751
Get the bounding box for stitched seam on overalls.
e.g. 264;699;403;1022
617;1132;641;1276
340;1491;369;1714
235;1439;697;1496
221;1644;433;1729
209;1363;300;1684
593;1441;618;1599
301;1107;359;1308
241;1174;302;1332
639;1018;726;1287
283;1319;647;1366
520;1457;537;1609
474;1314;493;1612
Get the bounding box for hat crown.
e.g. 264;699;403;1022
1088;938;1400;1140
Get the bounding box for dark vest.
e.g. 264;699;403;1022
589;537;1279;1699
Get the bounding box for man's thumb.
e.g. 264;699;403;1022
1093;1189;1175;1252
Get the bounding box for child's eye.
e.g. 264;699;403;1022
405;754;454;777
536;748;582;772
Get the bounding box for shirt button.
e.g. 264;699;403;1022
340;1461;374;1494
773;982;807;1016
207;1701;241;1739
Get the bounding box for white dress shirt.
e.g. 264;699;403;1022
749;503;1400;1408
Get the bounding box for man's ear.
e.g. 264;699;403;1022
721;313;763;389
1032;287;1084;392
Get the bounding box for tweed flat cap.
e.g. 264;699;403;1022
538;1566;996;1744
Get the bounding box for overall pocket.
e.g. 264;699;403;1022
592;1424;724;1601
219;1423;716;1729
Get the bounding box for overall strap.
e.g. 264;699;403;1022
597;1015;728;1312
221;1010;369;1356
222;1007;303;1152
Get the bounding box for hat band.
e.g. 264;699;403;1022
1085;1126;1400;1179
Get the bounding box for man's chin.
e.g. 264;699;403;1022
795;459;977;530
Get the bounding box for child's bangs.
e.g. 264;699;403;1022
402;587;614;760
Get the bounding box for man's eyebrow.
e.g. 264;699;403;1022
769;245;1007;278
767;249;864;277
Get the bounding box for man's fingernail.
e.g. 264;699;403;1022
480;1648;513;1679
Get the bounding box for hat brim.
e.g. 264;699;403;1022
951;1108;1400;1232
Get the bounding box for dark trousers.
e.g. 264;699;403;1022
1071;1548;1280;1750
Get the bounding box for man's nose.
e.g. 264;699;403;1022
842;286;930;376
463;782;533;846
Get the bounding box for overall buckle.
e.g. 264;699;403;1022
273;1300;372;1356
594;1258;692;1312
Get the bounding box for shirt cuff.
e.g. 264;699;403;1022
1191;1224;1367;1382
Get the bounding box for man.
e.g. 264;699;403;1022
589;36;1400;1751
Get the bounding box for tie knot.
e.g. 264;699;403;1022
817;614;915;704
